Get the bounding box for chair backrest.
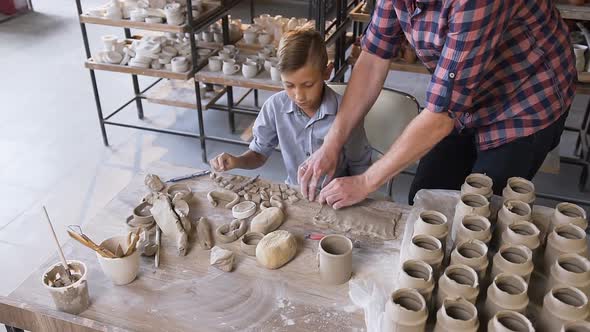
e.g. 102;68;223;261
327;83;420;154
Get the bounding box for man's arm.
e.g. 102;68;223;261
320;109;454;209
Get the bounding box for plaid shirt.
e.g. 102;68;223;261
362;0;576;150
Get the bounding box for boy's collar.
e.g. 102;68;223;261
286;83;336;116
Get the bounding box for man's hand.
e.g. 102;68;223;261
297;144;341;202
210;153;239;172
318;174;373;209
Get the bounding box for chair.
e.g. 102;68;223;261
327;83;420;198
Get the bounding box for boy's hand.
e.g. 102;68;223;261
210;153;238;172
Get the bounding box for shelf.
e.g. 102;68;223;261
556;1;590;21
79;1;222;33
85;58;194;80
144;78;227;109
195;68;283;91
349;1;370;23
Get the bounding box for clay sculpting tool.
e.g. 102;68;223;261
167;170;210;182
42;206;73;284
155;226;162;268
68;225;116;258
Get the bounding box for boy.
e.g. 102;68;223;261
210;26;371;186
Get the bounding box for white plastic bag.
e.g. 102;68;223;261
348;277;387;332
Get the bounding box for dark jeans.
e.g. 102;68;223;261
408;111;569;204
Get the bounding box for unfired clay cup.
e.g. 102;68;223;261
318;234;353;285
42;260;90;315
96;236;140;285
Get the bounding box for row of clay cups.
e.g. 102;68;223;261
384;288;536;332
460;173;537;206
243;28;274;46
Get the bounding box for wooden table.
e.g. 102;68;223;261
0;162;411;332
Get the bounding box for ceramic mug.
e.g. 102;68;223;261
222;59;241;75
213;32;223;43
242;61;261;78
243;30;258;44
258;32;273;46
318;234;353;285
208;56;222;72
201;30;213;42
223;45;238;55
264;58;278;72
101;35;117;51
218;50;235;60
270;65;281;82
263;45;276;56
247;55;262;64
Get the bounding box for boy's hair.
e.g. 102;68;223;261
277;23;328;73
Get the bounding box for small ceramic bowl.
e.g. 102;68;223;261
241;232;264;256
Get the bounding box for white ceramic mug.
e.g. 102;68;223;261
264;58;278;72
242;61;261;78
201;30;213;42
208;56;222;72
258;32;273;46
270;65;281;81
243;30;258;44
223;59;241;75
218;50;234;60
223;45;238;55
101;35;117;51
213;31;223;43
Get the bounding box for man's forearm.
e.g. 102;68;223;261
325;51;391;150
364;110;455;191
235;150;267;169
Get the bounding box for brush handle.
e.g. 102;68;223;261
43;206;72;279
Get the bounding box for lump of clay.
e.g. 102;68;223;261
196;217;213;249
207;189;240;209
256;230;297;269
210;246;234;272
145;174;165;192
251;206;284;234
215;219;248;243
144;192;189;256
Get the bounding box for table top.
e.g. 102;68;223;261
1;162;411;332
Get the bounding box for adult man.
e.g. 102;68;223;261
299;0;576;208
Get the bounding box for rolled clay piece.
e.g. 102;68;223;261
166;183;192;201
214;176;223;183
210;246;234;272
232;201;257;219
288;195;299;204
215;219;248;243
240;232;264;256
196;217;213;249
225;184;234;190
249;187;259;194
286;189;296;196
261;199;284;211
282;193;289;200
244;193;252;201
210;172;216;179
207;190;240;209
270;194;282;202
227;175;236;182
252;195;261;204
146;192;188;256
238;190;246;196
256;230;297;269
271;184;280;192
145;174;165;192
251;206;284;234
221;180;229;186
260;191;269;200
279;184;288;192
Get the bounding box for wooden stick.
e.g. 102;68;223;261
42;206;73;283
155;227;161;268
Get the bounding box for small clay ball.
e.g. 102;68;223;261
256;230;297;269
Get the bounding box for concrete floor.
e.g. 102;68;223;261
0;0;589;324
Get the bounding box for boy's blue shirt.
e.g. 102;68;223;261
249;85;372;185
